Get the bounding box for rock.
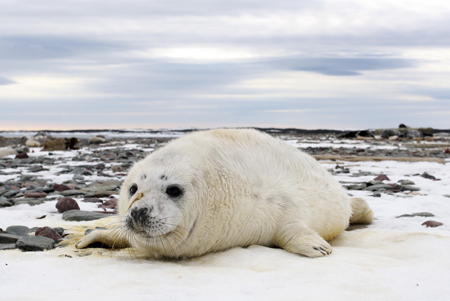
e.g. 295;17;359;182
6;225;29;236
111;165;123;173
52;183;72;192
88;136;106;144
373;174;390;181
398;179;415;185
59;190;87;197
13;199;46;206
0;198;13;207
62;210;108;221
24;192;48;198
99;198;118;209
16;236;56;251
421;172;440;181
0;233;22;243
81;197;103;203
2;190;19;198
0;244;17;250
372;193;382;197
381;129;401;139
42;138;78;151
35;227;63;241
344;183;367;190
401;185;420;191
84;191;117;198
15;153;29;159
363;184;393;191
25;139;41;147
396;212;435;218
421;220;443;228
53;227;65;236
56;197;80;213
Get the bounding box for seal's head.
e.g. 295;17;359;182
118;150;203;258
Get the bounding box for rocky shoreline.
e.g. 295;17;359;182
1;128;448;252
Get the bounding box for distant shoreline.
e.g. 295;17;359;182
1;127;450;138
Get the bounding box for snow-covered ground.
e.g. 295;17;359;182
1;139;450;300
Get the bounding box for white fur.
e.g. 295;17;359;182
0;147;17;157
25;139;41;147
77;129;373;258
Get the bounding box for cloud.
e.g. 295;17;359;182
0;76;15;85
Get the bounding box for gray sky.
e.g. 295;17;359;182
1;0;450;130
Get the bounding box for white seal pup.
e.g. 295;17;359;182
76;129;373;258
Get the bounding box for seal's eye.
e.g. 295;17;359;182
129;184;138;196
166;185;183;198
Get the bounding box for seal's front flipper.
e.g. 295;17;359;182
273;224;332;258
75;228;130;249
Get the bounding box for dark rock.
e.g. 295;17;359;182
81;197;103;203
0;198;13;207
0;233;22;243
0;244;17;250
42;138;78;151
363;184;393;191
2;190;19;198
400;130;423;139
396;212;435;218
56;197;80;213
398;179;415;185
53;227;65;236
52;183;73;192
381;129;401;139
421;220;443;228
373;174;390;181
421;172;440;181
24;192;48;198
84;191;117;198
62;210;108;221
111;165;123;173
59;190;87;197
13;199;46;206
99;198;118;210
6;225;29;236
401;185;420;191
16;236;55;251
372;193;382;197
15;153;29;159
344;183;367;190
35;227;63;241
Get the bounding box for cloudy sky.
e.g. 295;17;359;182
1;0;450;131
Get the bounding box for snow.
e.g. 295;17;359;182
1;140;450;300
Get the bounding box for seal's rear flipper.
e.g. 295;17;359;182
349;197;373;224
76;228;130;249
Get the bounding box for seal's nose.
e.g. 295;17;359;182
131;207;149;224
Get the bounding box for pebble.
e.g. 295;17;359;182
52;183;73;192
0;233;22;243
62;210;109;221
421;220;443;228
35;227;63;241
16;236;56;251
13;199;46;206
6;225;29;236
56;197;80;213
60;190;87;197
24;192;48;198
82;197;103;203
396;212;435;218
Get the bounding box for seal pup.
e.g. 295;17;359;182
76;129;373;258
